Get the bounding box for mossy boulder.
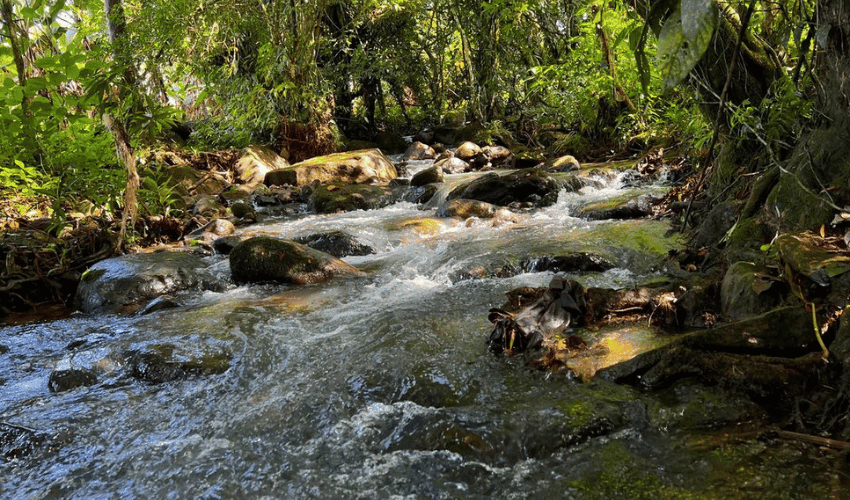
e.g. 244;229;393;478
264;149;398;187
229;236;363;284
308;183;397;214
578;193;656;220
720;262;786;320
436;199;499;219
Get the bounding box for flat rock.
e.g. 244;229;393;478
75;252;224;314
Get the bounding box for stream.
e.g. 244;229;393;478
1;158;846;499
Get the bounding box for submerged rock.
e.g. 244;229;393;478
309;183;397;214
264;148;398;187
126;342;232;384
48;368;98;392
75;252;225;315
1;422;44;460
229;236;363;284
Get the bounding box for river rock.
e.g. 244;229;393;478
75;252;224;314
404;141;437;160
229;236;363;284
125;342;232;384
309;183;397;214
264;149;398;187
577;193;657;220
1;422;44;460
521;253;616;273
293;230;374;258
192;195;226;217
482;145;513;168
434;156;470;174
447;168;562;208
436;199;498;219
410;165;443;186
720;262;785;320
543;154;581;173
234;145;290;192
692;201;740;249
513;150;545;169
403;184;439;204
455;141;482;162
683;305;814;355
48;368;98;392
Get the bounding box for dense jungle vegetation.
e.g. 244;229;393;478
1;0;848;313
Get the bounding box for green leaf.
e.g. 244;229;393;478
25;76;48;92
681;0;716;42
20;7;39;20
656;4;717;93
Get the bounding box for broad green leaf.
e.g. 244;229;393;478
35;55;60;70
656;5;717;93
25;76;48;92
20;7;39;20
681;0;715;43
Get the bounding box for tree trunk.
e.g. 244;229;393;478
761;0;850;231
692;0;783;111
104;0;139;250
2;0;34;151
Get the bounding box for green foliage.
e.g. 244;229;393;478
727;78;812;151
138;167;182;216
655;0;717;93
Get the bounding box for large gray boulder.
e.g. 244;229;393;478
229;237;364;284
75;252;224;315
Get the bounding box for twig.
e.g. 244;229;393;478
774;429;850;451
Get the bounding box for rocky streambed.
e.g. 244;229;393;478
1;143;849;498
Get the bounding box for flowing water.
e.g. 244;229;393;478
1;160;846;499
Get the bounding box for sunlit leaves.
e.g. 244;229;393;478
655;0;717;93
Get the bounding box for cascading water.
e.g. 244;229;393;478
1;160;844;499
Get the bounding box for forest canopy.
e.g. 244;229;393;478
0;0;832;234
